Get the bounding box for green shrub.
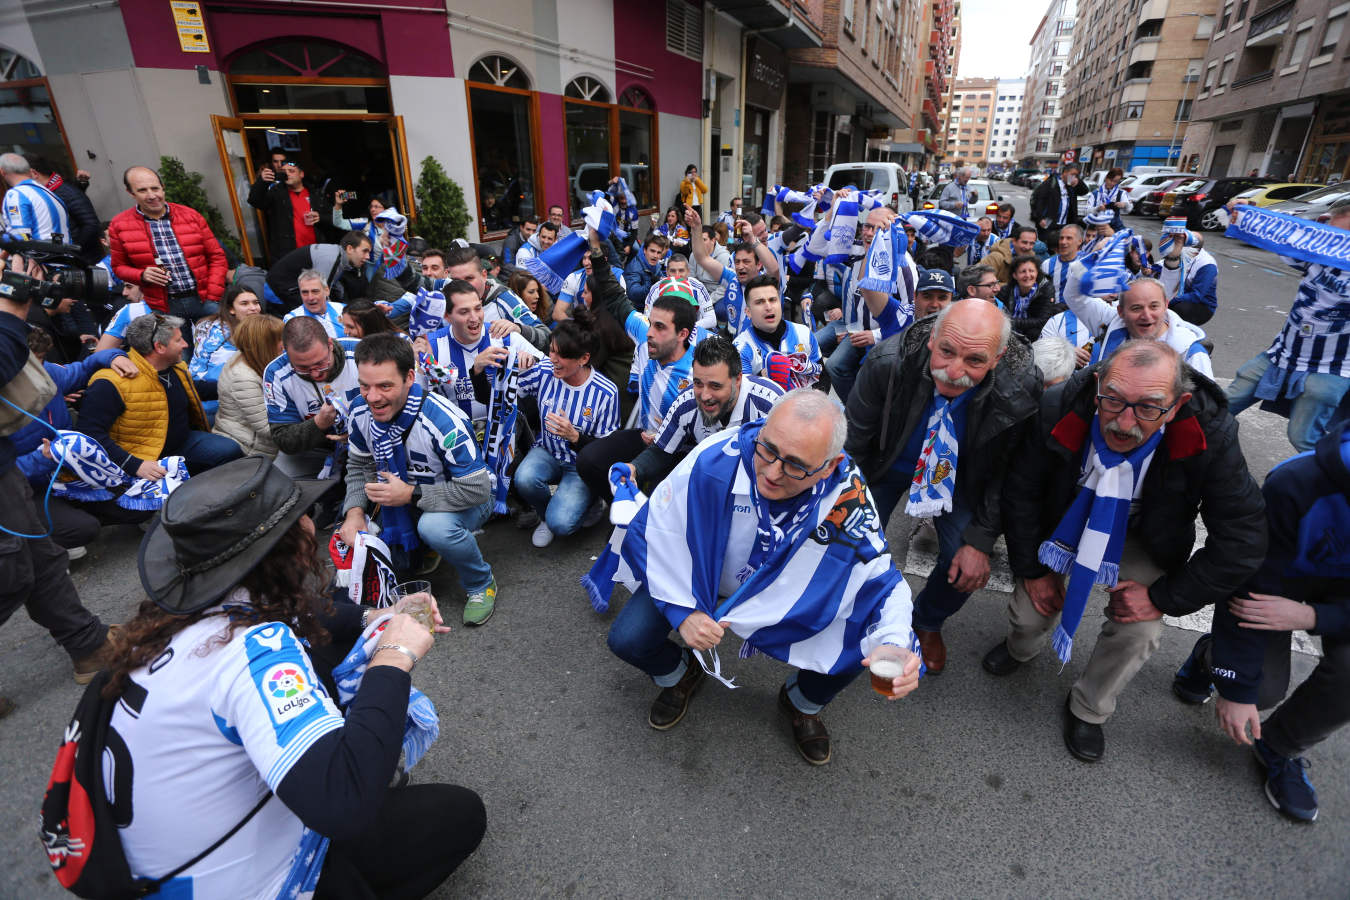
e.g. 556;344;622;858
413;156;470;248
158;155;241;257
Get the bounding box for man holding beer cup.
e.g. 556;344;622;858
605;390;921;766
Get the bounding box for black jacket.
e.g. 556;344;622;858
845;315;1042;553
1030;176;1088;231
247;179;331;264
52;182;100;262
1002;365;1267;617
997;278;1063;343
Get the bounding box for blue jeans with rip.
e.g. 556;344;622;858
415;501;494;593
606;585;862;714
869;469;977;633
1226;352;1350;452
513;446;593;536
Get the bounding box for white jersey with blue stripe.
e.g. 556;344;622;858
1040;310;1092;348
516;360;620;464
1;179;69;241
733;322;822;387
347;391;486;485
105;301;153;340
1041;255;1077;306
426;328;541;424
1266;262;1350;377
652;375;784;455
283;302;346;339
624;311;703;432
263;338;363;428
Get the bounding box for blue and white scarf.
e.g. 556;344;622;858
580;463;646;613
1037;418;1162;664
369;383;423;554
906;210;980;248
966;233;996;266
1225;204;1350;269
1010;284;1036;319
1083;209;1114;227
905;391;966;517
1158;228;1199;298
860;221;902;293
483;348;522;514
439;332;490;420
616;420;912;678
47;430;188;510
1091;182;1122;213
331;611;440;769
789;193;860;269
408;288;446;339
1078;228;1135;297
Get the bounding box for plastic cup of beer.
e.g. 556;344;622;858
866;625;906;697
395;580;435;632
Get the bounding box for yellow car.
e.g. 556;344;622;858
1231;183;1323;207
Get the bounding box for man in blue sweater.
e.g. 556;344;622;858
1174;421;1350;823
0;257;117;717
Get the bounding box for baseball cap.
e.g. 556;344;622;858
916;267;955;294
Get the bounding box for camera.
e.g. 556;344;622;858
0;240;108;309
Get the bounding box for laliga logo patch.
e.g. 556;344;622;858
262;662;315;721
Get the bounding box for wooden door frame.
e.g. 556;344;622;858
209;114;259;266
464;80;546;240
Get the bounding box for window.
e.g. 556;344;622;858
1218;57;1233;85
467;69;540;235
619;88;656;209
0;50;72;178
564;76;610;103
1234;0;1248;23
1287;26;1312;66
1196;15;1215;38
1126;60;1153;80
1218;3;1232;32
1203;61;1218;92
665;0;703;61
1175;98;1192;121
1318;14;1345;57
842;0;855;30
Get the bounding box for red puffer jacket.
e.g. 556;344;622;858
109;203;228;312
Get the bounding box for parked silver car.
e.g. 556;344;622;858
1264;183;1350;220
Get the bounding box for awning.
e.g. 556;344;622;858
872;141;925;154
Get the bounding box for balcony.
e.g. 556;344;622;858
703;0;824;48
1247;0;1295;45
1231;69;1274;88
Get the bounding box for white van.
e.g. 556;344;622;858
1128;165;1180;176
822;162;907;209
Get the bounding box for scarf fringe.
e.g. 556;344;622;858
858;275;893;293
1095;560;1120;587
738;641;758;660
117;493;166;511
54;485;115;502
905;496;952;518
1052;625;1074;666
1038;539;1076;574
580;572;611;614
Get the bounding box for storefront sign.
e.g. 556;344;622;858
746;38;786;110
171;1;210;53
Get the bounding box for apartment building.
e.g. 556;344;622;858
1018;0;1077;167
946;77;998;164
988;79;1026;166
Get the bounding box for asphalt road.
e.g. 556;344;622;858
1;187;1345;898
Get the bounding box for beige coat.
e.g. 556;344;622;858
213;356;278;458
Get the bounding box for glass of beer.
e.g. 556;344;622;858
395;580;435;632
866;623;906;697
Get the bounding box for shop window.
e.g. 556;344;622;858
0;50;73;175
565;99;611;213
619;104;655;209
565;76;611;103
467;58;539;235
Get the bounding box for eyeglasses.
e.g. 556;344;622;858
753;439;831;480
974;281;999;290
1096;394;1176;422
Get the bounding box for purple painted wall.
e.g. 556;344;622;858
118;0;452;77
612;0;701;119
535;93;570;219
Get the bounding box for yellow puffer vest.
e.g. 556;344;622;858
87;349;207;463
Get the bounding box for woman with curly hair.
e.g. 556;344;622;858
99;457;484;898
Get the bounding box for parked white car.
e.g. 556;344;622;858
1122;171;1186;208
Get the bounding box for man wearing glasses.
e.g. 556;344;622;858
958;264;1002;305
264;315;362;478
248;156;330;265
846;298;1042;675
987;341;1265;763
606;390;921;766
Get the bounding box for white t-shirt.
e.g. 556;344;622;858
113;607;345;899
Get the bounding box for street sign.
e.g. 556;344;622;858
1062;149;1076;163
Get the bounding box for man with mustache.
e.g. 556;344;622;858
985;341;1266;762
845;298;1042;674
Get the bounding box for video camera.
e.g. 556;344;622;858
0;240;108;310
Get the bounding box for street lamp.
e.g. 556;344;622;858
1167;67;1196;168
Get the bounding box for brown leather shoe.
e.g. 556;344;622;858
778;686;832;766
648;654;705;730
73;625;121;686
915;628;947;674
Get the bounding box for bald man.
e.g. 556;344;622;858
108;166;227;332
846;298;1042;674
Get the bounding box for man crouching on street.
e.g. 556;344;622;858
605;390;921;765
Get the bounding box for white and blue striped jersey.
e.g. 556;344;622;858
1041;255;1077;306
425;327;540;424
105;301;153;340
652;375;784;455
263;338;362;428
347;391;485;486
1;179;69;241
1265;262;1350;377
516;360;620;464
624;311;703;432
560;266;627;309
1040;310;1093;349
733;322;822;387
284;301;346;339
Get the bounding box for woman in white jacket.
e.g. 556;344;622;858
214;315;284;457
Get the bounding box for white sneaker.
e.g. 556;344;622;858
66;546;87;561
531;521;555;548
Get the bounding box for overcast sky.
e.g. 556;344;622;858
955;0;1040;81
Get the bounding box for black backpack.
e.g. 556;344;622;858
39;670;270;899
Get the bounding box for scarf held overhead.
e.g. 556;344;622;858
1225;204;1350;269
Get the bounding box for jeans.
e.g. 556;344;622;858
606;586;861;714
869;468;976;633
1260;631;1350;759
0;468;106;660
415;502;493;593
173;430;245;475
46;497;151;549
513;447;593;536
825;338;869;404
1226;352;1350;452
168;295;219;360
